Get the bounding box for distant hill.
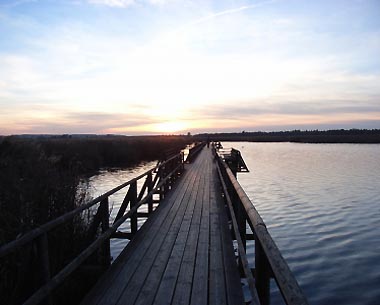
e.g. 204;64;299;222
195;129;380;143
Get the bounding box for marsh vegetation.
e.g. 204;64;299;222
0;135;190;304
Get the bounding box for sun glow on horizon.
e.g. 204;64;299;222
153;121;189;134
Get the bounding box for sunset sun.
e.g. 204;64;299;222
154;121;188;134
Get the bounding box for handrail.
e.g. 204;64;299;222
216;151;308;305
0;151;185;305
23;163;183;305
186;141;206;163
216;164;261;305
0;153;181;258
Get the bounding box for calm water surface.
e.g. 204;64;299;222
86;143;380;305
225;142;380;305
83;160;157;260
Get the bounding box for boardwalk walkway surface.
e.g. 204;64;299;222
81;147;244;305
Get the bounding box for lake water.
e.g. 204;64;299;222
228;142;380;305
85;143;380;305
82;160;157;260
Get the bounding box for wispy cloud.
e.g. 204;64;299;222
87;0;135;8
1;0;379;134
86;0;176;8
195;99;380;122
184;0;276;28
0;104;161;134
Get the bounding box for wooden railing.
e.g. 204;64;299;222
0;152;184;305
186;142;206;163
214;147;309;305
217;147;249;176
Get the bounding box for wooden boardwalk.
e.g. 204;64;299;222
81;147;245;305
0;142;308;305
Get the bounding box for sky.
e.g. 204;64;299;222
0;0;379;135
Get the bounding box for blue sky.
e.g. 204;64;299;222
0;0;379;134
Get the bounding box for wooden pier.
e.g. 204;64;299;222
0;142;308;305
82;147;243;305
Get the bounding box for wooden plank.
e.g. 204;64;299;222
100;170;195;305
135;156;204;305
170;162;205;305
82;148;246;305
189;154;211;305
81;163;194;305
119;157;203;305
209;155;228;305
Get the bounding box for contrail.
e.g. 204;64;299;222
183;0;277;29
154;0;278;46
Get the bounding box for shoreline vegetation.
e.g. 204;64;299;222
0;135;192;241
1;128;379;145
0;135;191;305
195;128;380;143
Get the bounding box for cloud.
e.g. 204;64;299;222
85;0;176;7
183;98;380;133
0;106;159;134
87;0;135;7
1;0;380;134
195;99;380;120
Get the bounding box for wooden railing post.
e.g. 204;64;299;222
36;233;53;305
100;198;111;266
228;179;246;251
181;152;185;172
160;166;165;201
167;159;173;189
227;172;246;277
147;172;153;214
130;181;138;235
255;238;271;305
237;200;247;251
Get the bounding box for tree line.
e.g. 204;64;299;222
195;129;380;143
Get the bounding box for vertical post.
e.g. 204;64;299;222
37;232;53;305
181;152;185;172
100;198;111;266
147;172;153;214
237;201;246;251
230;179;246;277
229;149;239;177
130;181;138;235
255;238;271;305
167;159;173;189
160;165;165;201
229;183;246;251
